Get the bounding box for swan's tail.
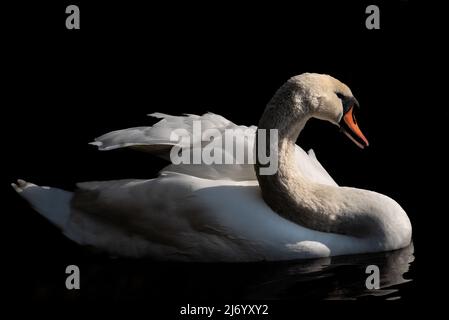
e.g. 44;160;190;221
12;179;73;229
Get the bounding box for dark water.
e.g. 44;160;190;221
30;244;415;302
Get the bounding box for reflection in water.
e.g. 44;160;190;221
246;243;414;300
33;244;414;301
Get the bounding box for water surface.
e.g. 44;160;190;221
31;244;415;301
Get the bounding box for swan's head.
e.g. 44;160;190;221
290;73;369;149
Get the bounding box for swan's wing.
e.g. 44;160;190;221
67;176;202;258
91;113;257;181
67;175;266;260
91;113;337;185
295;148;338;186
160;146;338;185
90;113;233;158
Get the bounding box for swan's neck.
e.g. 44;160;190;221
255;86;370;236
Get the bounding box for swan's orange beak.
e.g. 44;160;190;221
340;107;369;149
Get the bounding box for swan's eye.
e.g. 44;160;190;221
336;92;345;100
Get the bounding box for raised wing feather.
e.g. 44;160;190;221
90;113;337;185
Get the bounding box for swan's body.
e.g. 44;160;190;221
13;73;412;261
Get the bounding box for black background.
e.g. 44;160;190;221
3;0;443;313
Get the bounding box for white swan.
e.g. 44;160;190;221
12;73;412;261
